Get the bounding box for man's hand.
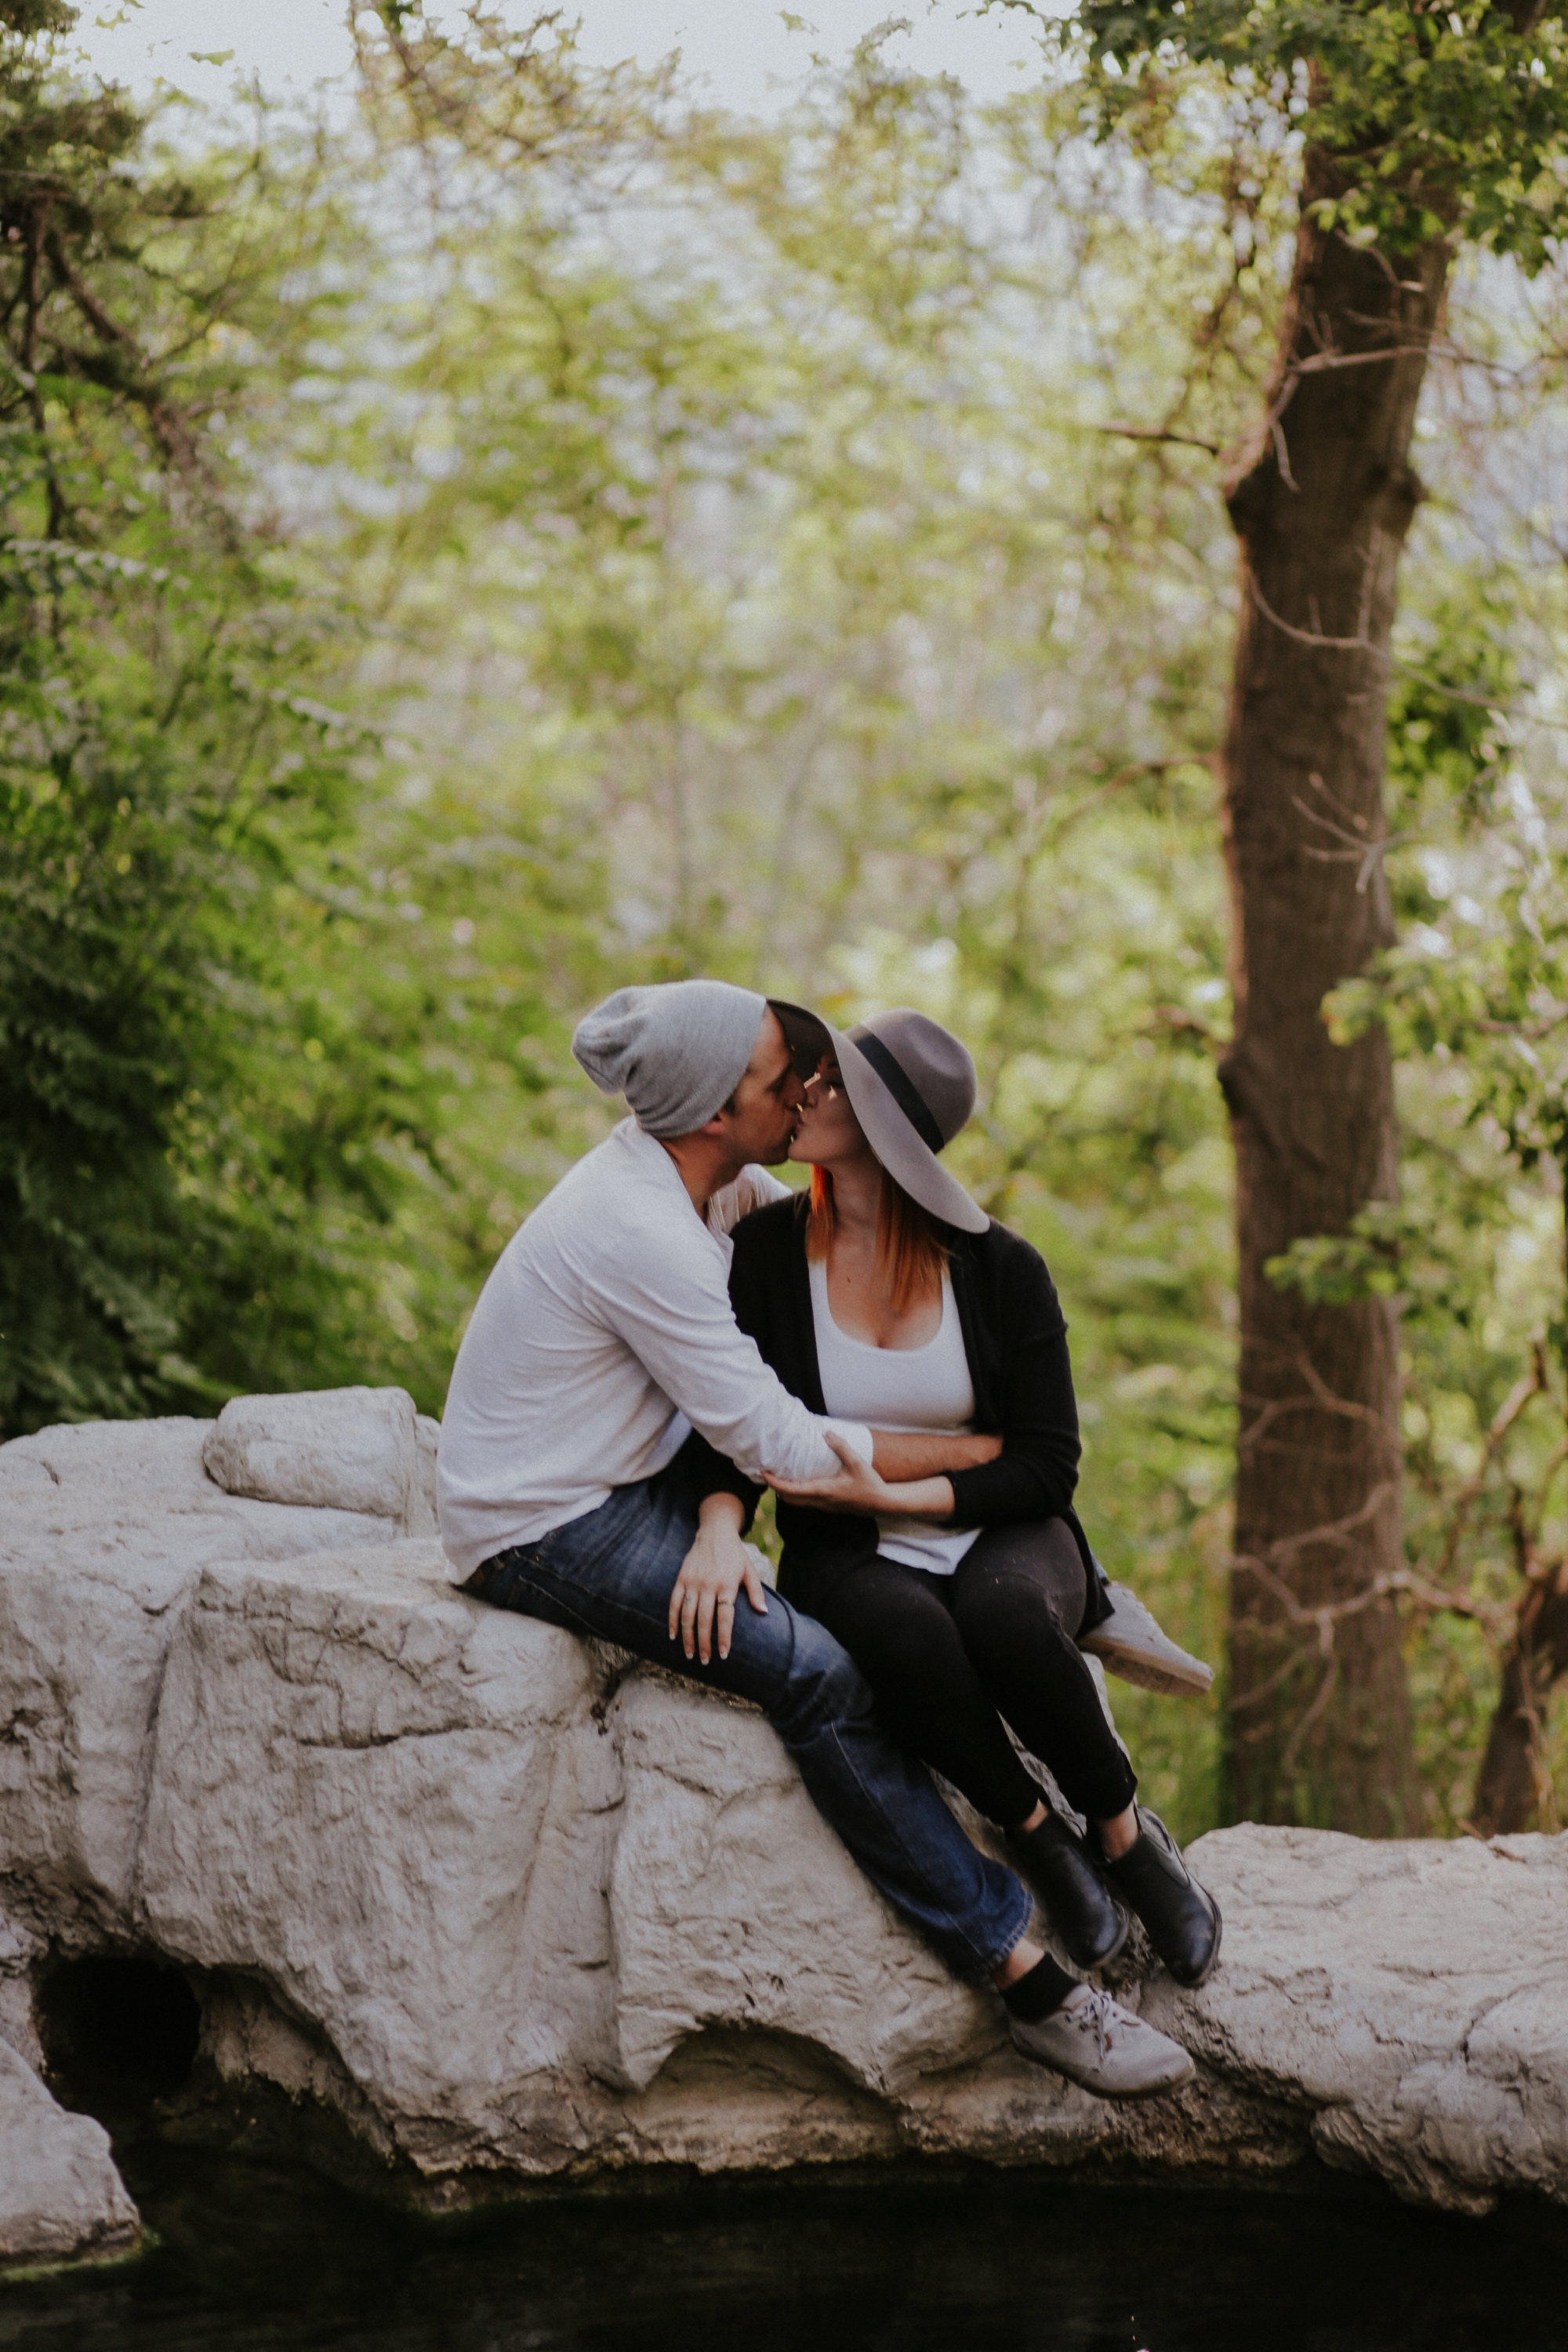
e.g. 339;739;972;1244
669;1491;769;1665
770;1431;896;1513
771;1432;956;1521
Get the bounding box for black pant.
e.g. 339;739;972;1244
796;1518;1138;1830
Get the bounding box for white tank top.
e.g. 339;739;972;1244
808;1256;981;1577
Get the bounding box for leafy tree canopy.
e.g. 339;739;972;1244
1001;0;1568;259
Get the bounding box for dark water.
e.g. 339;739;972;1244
2;2120;1562;2352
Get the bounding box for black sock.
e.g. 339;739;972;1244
1001;1954;1076;2021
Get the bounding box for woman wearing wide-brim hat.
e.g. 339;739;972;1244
715;1007;1221;2078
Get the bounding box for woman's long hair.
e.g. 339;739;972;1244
806;1164;949;1317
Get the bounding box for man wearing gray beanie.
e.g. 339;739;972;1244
570;977;771;1140
436;980;1043;2003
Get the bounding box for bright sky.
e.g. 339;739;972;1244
68;2;1051;117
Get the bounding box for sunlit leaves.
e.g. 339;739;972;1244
1065;1;1568;262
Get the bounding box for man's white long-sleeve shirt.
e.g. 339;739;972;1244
437;1119;871;1581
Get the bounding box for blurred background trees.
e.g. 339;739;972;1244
4;1;1568;1841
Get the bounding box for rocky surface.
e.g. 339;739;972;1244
0;2042;140;2270
201;1386;440;1533
1143;1824;1568;2215
1;1392;1566;2242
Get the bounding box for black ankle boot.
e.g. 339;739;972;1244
1008;1810;1130;1971
1105;1807;1221;1988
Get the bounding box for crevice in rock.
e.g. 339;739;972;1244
178;1965;403;2163
38;1952;201;2107
124;1584;194;1901
33;1949;422;2205
158;2053;423;2208
637;2020;908;2122
590;1661;635;1728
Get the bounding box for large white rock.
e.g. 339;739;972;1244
2;1395;1566;2224
1143;1823;1568;2214
202;1386;439;1533
0;2042;140;2270
0;1414;405;1945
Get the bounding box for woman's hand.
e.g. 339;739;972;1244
668;1492;768;1664
770;1432;956;1521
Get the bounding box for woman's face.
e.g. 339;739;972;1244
788;1058;876;1170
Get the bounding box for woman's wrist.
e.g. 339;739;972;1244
875;1475;955;1520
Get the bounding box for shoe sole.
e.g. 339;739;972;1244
1016;2044;1196;2100
1099;2055;1196;2100
1080;1585;1215;1697
1069;1902;1131;1975
1164;1904;1222;1991
1123;1807;1223;1991
1080;1628;1214;1698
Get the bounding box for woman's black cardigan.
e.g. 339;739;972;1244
697;1192;1111;1624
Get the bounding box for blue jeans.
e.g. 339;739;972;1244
474;1467;1031;1983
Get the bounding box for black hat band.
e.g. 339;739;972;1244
852;1031;946;1156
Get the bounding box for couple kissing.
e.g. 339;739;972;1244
437;978;1219;2098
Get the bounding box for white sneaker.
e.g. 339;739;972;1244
1080;1583;1214;1697
1009;1984;1195;2099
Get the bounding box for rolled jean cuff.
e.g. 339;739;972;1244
919;1869;1033;1986
981;1878;1036;1980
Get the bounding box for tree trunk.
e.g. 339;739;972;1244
1471;1166;1568;1835
1470;1567;1568;1835
1219;157;1448;1833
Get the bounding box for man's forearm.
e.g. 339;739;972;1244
869;1429;1002;1480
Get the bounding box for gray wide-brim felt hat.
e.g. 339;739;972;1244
826;1007;989;1236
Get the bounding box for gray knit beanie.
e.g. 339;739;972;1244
572;980;768;1138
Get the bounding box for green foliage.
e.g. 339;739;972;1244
0;24;460;1432
1328;585;1568;1182
263;5;1568;1831
1051;0;1568;260
0;476;452;1428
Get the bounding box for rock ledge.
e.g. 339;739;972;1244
2;1394;1565;2249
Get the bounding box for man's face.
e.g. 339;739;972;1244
717;1009;808;1166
